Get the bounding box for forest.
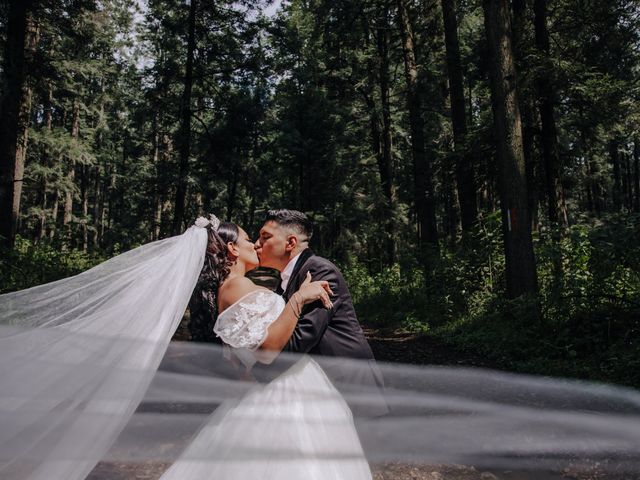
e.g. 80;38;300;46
1;0;639;386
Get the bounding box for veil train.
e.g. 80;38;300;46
0;226;207;480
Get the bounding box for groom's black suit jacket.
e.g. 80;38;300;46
279;248;384;390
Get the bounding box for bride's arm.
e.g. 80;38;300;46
220;275;333;353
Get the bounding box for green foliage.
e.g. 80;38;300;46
344;215;640;387
343;262;432;332
0;236;104;294
342;212;504;331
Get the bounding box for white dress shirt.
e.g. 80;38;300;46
280;252;302;293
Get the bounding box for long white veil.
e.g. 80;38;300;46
2;224;640;479
0;226;207;480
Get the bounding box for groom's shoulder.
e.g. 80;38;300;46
302;253;344;276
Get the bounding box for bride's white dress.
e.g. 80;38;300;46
159;290;373;480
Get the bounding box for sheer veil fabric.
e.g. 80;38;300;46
0;226;207;480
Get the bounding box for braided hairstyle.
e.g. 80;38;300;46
188;221;240;342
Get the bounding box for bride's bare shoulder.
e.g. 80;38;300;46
218;277;270;313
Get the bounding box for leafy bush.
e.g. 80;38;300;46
0;236;105;294
344;214;640;387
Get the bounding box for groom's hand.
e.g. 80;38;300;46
298;272;334;309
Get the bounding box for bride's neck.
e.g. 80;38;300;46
227;260;246;279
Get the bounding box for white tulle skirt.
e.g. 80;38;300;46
159;356;373;479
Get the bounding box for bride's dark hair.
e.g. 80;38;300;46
188;221;239;342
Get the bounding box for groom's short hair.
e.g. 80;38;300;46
265;209;313;241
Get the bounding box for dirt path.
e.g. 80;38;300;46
365;328;494;368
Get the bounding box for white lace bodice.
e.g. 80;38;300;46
214;290;285;351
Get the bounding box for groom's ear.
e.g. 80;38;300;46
285;234;298;252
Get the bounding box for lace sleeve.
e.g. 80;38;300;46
213;290;285;350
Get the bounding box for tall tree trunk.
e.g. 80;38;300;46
91;98;105;250
532;0;563;286
634;139;640;213
361;89;385;195
158;134;173;239
248;122;261;230
118;135;128;226
584;165;594;212
92;166;101;249
624;151;632;211
106;164;115;233
376;1;397;262
610;139;622;211
13;17;38;237
36;81;53;243
512;0;539;231
64;101;80;236
151;108;162;241
441;0;477;232
581;126;600;214
396;0;438;246
49;189;59;239
172;0;197;235
81;164;89;252
483;0;538;299
227;162;239;220
534;0;566;226
0;0;35;249
522;104;538;228
442;158;458;242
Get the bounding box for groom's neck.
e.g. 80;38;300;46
278;245;307;272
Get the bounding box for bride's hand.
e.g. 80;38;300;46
295;272;334;309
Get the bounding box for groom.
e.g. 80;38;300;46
254;209;384;390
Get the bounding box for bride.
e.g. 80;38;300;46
158;216;373;479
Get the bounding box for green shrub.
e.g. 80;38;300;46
0;236;105;294
343;214;640;387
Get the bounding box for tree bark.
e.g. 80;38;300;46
49;189;59;240
158;133;173;239
64;101;80;230
91;98;105;250
442;158;458;242
512;0;538;230
172;0;197;235
0;0;35;249
624;151;632;211
226;162;239;220
36;81;53;243
610;139;622;211
396;0;438;246
580;125;600;214
13;17;39;237
376;0;397;262
634;139;640;213
81;164;89;252
534;0;566;226
441;0;477;232
483;0;538;299
151;108;162;241
92;166;101;249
